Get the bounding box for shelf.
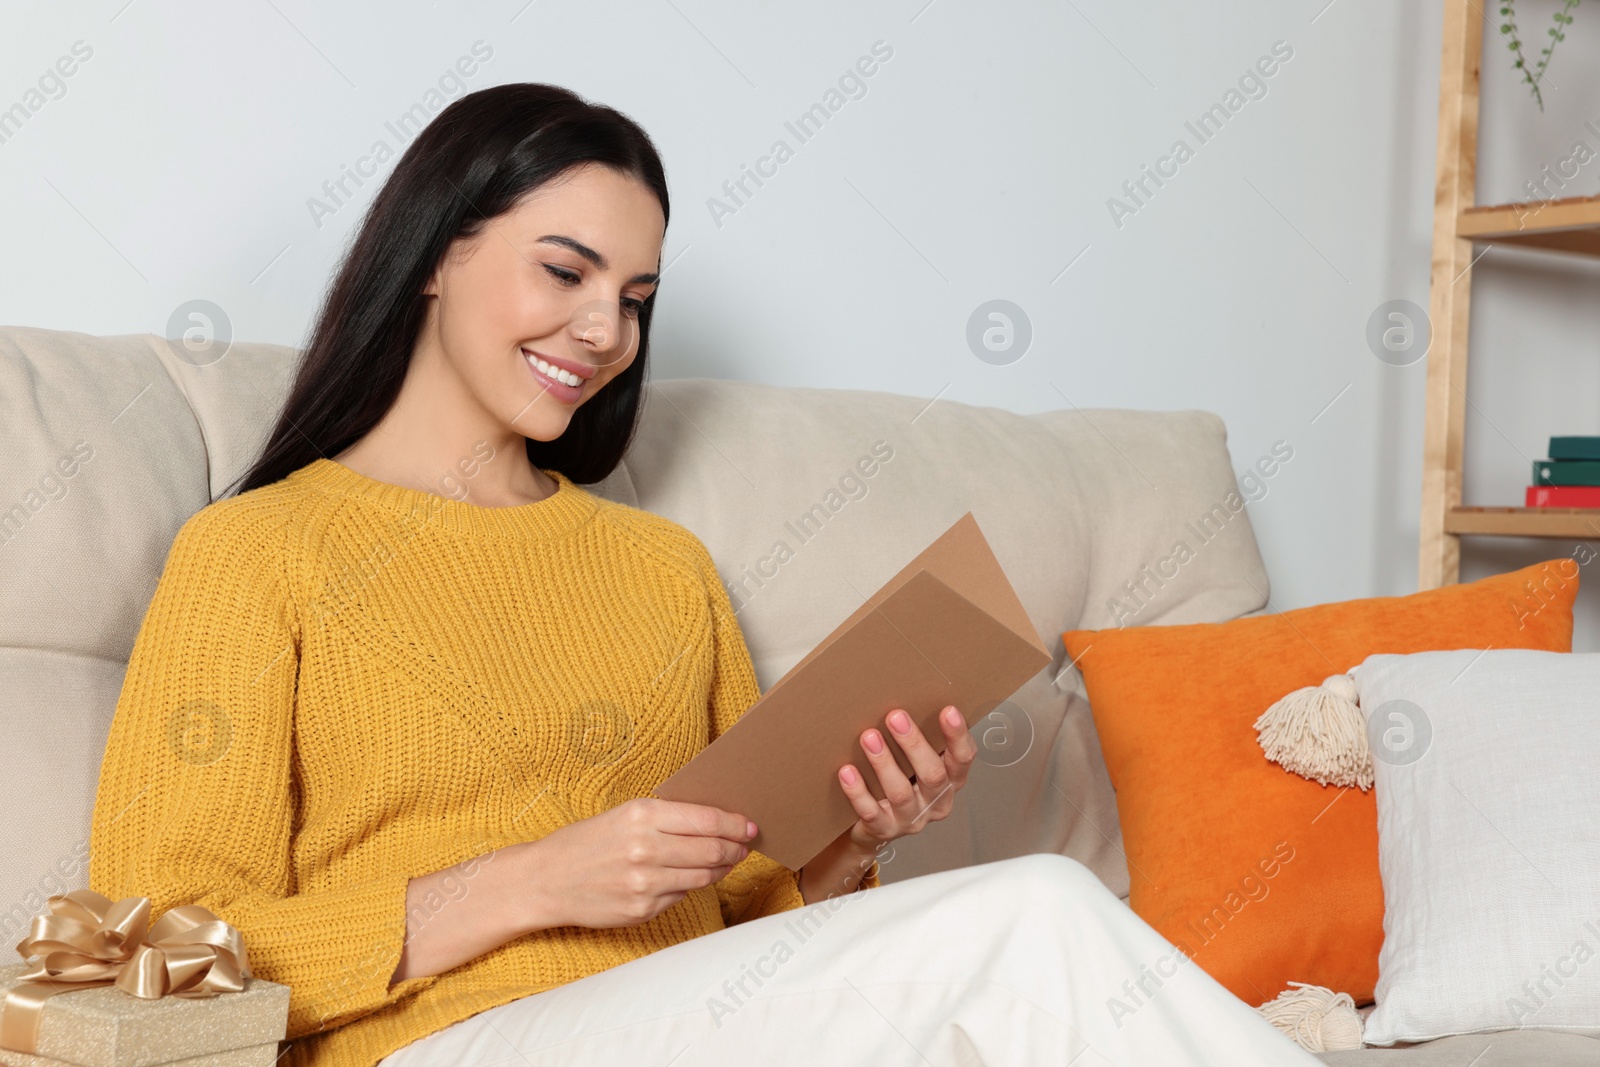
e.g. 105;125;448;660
1456;193;1600;257
1445;506;1600;539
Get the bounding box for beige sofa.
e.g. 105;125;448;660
2;325;1594;1065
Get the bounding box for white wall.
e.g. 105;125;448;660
4;0;1598;643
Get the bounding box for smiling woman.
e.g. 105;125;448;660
86;83;876;1067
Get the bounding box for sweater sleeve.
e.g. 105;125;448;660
691;540;878;927
87;504;441;1040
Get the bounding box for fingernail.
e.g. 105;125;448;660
944;706;962;726
863;730;884;754
841;765;859;785
746;820;758;838
889;710;912;735
739;845;749;859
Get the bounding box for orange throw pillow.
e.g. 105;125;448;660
1062;559;1577;1005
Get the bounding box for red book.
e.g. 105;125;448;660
1526;485;1600;507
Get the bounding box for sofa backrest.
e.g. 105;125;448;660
0;326;1269;943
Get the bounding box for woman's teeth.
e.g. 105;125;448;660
523;352;582;387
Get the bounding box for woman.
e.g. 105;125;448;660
88;84;1318;1067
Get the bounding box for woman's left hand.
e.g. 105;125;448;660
838;704;976;851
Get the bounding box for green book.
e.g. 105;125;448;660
1533;459;1600;486
1549;437;1600;460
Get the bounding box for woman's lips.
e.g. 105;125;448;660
522;350;584;404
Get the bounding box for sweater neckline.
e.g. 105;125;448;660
288;456;601;541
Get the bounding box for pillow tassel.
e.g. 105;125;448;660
1252;674;1374;790
1256;982;1364;1052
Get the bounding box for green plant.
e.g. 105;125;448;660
1499;0;1581;112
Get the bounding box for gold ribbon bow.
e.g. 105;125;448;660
0;890;251;1056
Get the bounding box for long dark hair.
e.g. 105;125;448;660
230;83;669;496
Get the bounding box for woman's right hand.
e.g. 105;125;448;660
515;797;757;930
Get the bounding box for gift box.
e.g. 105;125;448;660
0;890;289;1067
0;962;288;1067
0;963;288;1067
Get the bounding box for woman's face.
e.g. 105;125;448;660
422;162;665;442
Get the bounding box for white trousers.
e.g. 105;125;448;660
378;853;1319;1067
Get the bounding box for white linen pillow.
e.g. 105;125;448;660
1352;648;1600;1046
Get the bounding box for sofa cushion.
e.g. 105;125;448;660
1352;649;1600;1046
0;326;297;951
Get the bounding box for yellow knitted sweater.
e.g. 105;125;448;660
88;457;877;1067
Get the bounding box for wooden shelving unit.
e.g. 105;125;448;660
1418;0;1600;588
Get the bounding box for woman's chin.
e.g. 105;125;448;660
513;410;576;443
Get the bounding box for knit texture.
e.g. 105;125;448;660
88;457;878;1067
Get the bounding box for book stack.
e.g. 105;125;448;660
1529;437;1600;507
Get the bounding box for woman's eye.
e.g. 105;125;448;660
545;263;645;317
